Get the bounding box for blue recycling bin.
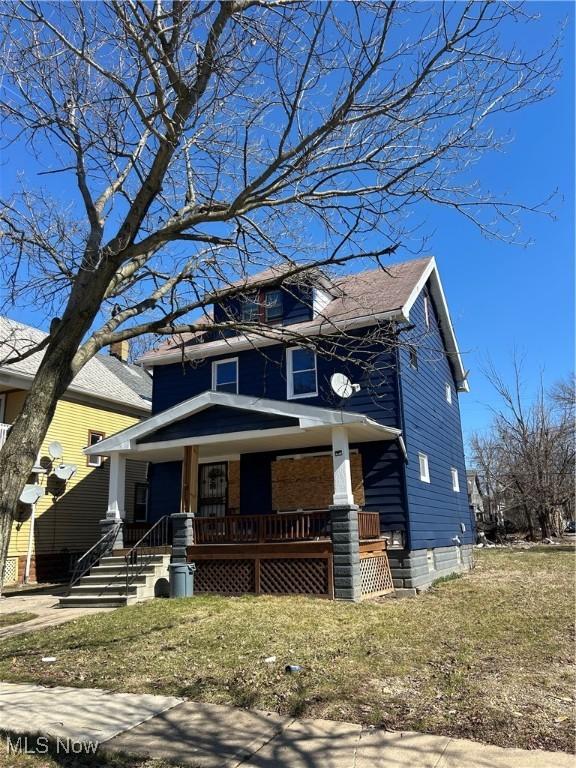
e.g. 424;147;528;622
169;562;196;598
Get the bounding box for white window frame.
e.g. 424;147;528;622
418;452;430;483
451;467;460;492
212;357;239;394
287;346;318;400
424;295;430;330
87;431;105;467
445;383;452;404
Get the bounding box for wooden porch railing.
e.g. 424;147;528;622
192;511;331;545
358;511;381;540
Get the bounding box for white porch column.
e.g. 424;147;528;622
106;453;126;520
331;426;355;506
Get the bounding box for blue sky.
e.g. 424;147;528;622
2;2;574;453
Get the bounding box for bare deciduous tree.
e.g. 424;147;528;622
0;1;560;586
471;365;575;539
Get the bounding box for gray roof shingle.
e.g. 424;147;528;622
0;317;151;413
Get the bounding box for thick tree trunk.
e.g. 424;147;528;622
0;268;113;592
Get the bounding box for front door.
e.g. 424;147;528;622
198;462;228;517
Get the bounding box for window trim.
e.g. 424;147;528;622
86;430;105;467
287;346;318;400
451;467;460;493
424;295;430;330
212;357;239;394
418;452;430;483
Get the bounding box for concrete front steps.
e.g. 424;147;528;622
59;554;170;609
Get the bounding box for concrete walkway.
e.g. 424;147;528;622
0;590;113;639
0;682;572;767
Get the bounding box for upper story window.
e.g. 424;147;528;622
87;431;105;467
287;347;317;399
212;358;238;394
424;296;430;330
418;452;430;483
451;467;460;492
240;289;283;324
409;346;418;370
445;383;452;404
264;290;283;322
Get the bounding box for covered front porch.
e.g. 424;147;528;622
86;392;403;600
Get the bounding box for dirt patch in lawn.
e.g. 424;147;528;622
0;548;573;753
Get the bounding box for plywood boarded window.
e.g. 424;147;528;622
271;453;365;511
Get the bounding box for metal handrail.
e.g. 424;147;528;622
68;522;121;592
124;515;171;595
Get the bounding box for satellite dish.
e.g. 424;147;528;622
55;463;77;481
330;372;360;399
19;484;44;505
48;441;63;459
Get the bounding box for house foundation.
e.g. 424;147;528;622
388;544;474;591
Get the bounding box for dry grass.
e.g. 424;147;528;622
0;612;38;628
0;548;573;753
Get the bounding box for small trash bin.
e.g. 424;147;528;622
169;562;196;598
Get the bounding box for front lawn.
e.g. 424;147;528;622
0;612;38;628
0;549;573;752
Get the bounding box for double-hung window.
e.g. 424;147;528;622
241;294;260;322
264;290;283;322
451;467;460;492
212;358;238;394
287;347;317;399
418;452;430;483
87;431;105;467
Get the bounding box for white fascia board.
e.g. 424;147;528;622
133;425;308;453
401;257;469;393
84;390;403;456
138;308;403;367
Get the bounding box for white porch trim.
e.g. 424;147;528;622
331;426;355;506
85;391;402;457
106;453;126;520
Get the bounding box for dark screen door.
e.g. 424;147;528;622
198;462;228;517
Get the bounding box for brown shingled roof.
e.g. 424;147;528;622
142;257;432;362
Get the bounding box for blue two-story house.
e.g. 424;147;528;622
86;256;475;600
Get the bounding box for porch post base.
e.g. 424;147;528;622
99;515;123;552
329;504;361;602
171;512;194;564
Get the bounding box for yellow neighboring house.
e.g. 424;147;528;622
0;317;152;585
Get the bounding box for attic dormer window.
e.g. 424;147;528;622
240;289;283;324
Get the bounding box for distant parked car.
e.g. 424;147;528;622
563;521;576;537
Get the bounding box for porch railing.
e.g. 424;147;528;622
358;511;381;540
192;511;331;545
124;515;171;592
124;521;172;547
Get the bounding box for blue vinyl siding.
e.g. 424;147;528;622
139;406;297;444
148;461;182;522
360;440;407;534
399;289;475;549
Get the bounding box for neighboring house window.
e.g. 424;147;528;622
418;452;430;483
424;296;430;330
409;346;418;370
287;347;318;399
241;294;260;322
134;483;148;522
212;358;238;394
264;290;283;322
87;431;105;467
0;393;5;423
445;383;452;404
451;467;460;492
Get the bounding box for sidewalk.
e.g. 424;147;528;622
0;589;113;639
0;682;572;768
